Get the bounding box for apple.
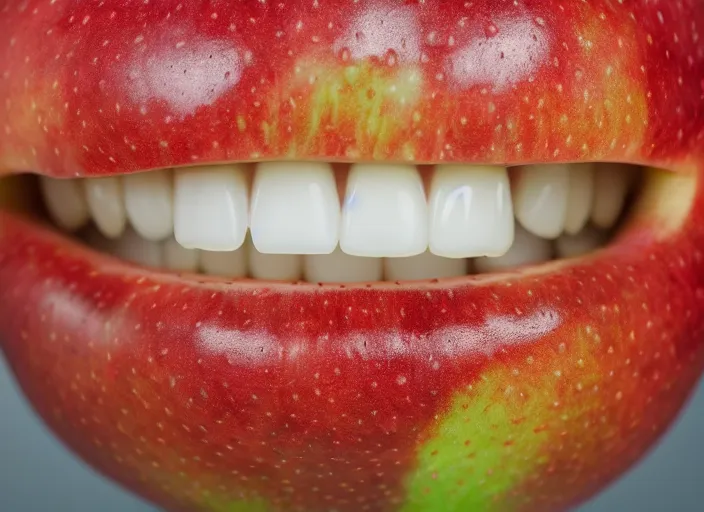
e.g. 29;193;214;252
1;1;703;511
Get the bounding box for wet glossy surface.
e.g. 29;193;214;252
3;361;698;511
0;0;702;177
1;1;703;511
2;168;704;510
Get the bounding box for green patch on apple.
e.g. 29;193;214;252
403;326;606;511
288;58;423;159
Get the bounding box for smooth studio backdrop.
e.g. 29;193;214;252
1;354;702;511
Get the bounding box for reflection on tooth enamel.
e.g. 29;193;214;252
429;165;513;258
123;169;174;241
174;164;249;251
250;161;340;254
564;163;595;235
84;176;127;239
58;159;639;282
248;240;303;281
474;223;552;273
163;237;200;272
200;247;247;277
113;228;163;267
340;163;428;257
384;251;468;281
304;248;383;283
591;163;630;229
39;177;90;231
513;164;569;239
555;225;607;259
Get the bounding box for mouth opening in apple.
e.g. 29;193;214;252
2;160;690;285
1;0;703;511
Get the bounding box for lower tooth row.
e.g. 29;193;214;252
474;224;553;273
41;162;632;259
84;221;605;282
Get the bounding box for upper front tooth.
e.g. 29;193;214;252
340;163;428;257
513;164;569;239
84;176;127;239
123;169;174;241
249;161;340;255
591;164;630;229
174;164;249;251
428;165;513;258
39;177;90;231
563;164;595;235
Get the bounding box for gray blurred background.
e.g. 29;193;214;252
1;354;702;512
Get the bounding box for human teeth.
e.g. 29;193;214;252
474;223;552;273
513;164;569;239
340;163;428;257
428;165;513;258
555;225;608;259
248;240;303;281
563;164;595;235
113;228;163;267
304;248;383;283
163;237;199;272
384;251;467;281
250;162;340;254
57;159;634;282
174;164;248;251
39;177;90;231
123;169;174;241
591;164;630;229
200;248;247;278
84;177;127;239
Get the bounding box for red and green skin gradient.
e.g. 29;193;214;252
1;1;704;511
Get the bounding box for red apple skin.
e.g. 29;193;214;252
0;1;703;512
0;0;702;176
3;190;704;512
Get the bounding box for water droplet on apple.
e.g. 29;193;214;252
484;22;499;37
338;47;351;63
385;49;398;67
